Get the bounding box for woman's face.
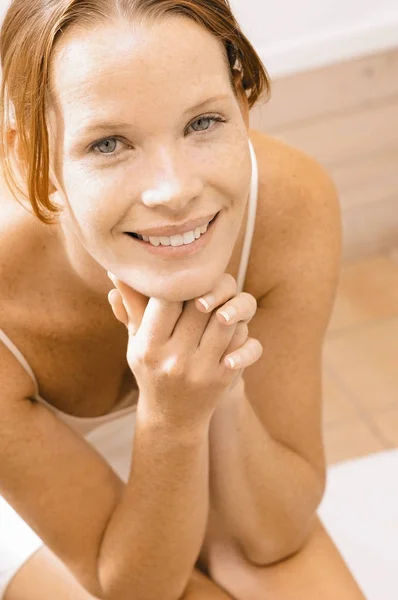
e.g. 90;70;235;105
47;16;252;302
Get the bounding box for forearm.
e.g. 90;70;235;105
208;386;325;566
98;406;210;600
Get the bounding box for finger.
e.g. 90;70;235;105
135;297;184;346
108;272;149;335
108;273;184;343
195;273;237;314
216;293;258;326
223;337;264;370
223;322;249;357
198;293;255;359
108;289;129;327
171;297;218;348
229;369;245;391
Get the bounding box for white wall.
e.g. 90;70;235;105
0;1;10;22
230;0;398;77
1;0;397;78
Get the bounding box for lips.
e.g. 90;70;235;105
129;212;219;239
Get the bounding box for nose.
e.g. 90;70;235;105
140;146;203;210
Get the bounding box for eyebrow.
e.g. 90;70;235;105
77;94;232;136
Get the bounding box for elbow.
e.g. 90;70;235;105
241;476;325;567
245;535;309;567
72;568;106;600
242;512;320;567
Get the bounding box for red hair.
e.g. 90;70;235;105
0;0;270;224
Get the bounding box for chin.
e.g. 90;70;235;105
121;271;223;304
154;285;211;303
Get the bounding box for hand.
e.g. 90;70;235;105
107;272;263;430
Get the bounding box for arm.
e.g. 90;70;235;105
0;342;210;600
98;408;211;600
201;161;342;567
204;381;324;567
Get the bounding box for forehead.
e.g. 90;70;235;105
48;17;231;116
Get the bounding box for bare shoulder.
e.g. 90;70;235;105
0;193;49;302
247;128;342;298
0;184;66;336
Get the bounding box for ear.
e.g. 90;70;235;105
48;178;57;196
6;127;20;159
6;127;26;182
232;69;250;130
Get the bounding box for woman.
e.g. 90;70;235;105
0;1;366;599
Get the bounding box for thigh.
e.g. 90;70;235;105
4;545;235;600
3;545;97;600
182;569;236;599
207;516;367;600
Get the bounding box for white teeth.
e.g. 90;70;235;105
148;236;161;247
183;230;196;244
159;236;171;246
135;220;212;248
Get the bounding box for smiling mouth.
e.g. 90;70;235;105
128;212;219;241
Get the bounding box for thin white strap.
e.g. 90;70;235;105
0;329;40;397
236;138;259;294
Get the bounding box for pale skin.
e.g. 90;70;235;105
1;12;367;600
107;271;260;406
44;17;254;305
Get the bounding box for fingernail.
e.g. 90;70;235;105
108;289;117;304
227;356;241;369
107;271;117;284
219;307;237;323
198;295;215;311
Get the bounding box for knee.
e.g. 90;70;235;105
179;568;236;599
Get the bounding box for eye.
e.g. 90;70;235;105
189;114;225;134
89;136;127;158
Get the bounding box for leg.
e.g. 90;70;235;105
3;546;98;600
206;516;367;600
4;545;236;600
181;569;237;599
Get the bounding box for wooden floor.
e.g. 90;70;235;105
250;48;398;466
323;251;398;464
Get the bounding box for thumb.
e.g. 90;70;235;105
108;272;149;335
108;288;129;327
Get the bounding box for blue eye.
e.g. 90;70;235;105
88;114;225;159
90;137;125;156
95;138;118;153
189;115;224;133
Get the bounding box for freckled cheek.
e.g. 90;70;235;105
223;171;251;210
212;146;251;201
63;170;128;233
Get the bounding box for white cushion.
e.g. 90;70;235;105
318;449;398;600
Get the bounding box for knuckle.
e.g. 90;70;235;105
242;338;255;357
139;345;153;362
243;293;257;311
161;354;184;377
133;343;159;367
223;272;238;293
250;339;263;359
